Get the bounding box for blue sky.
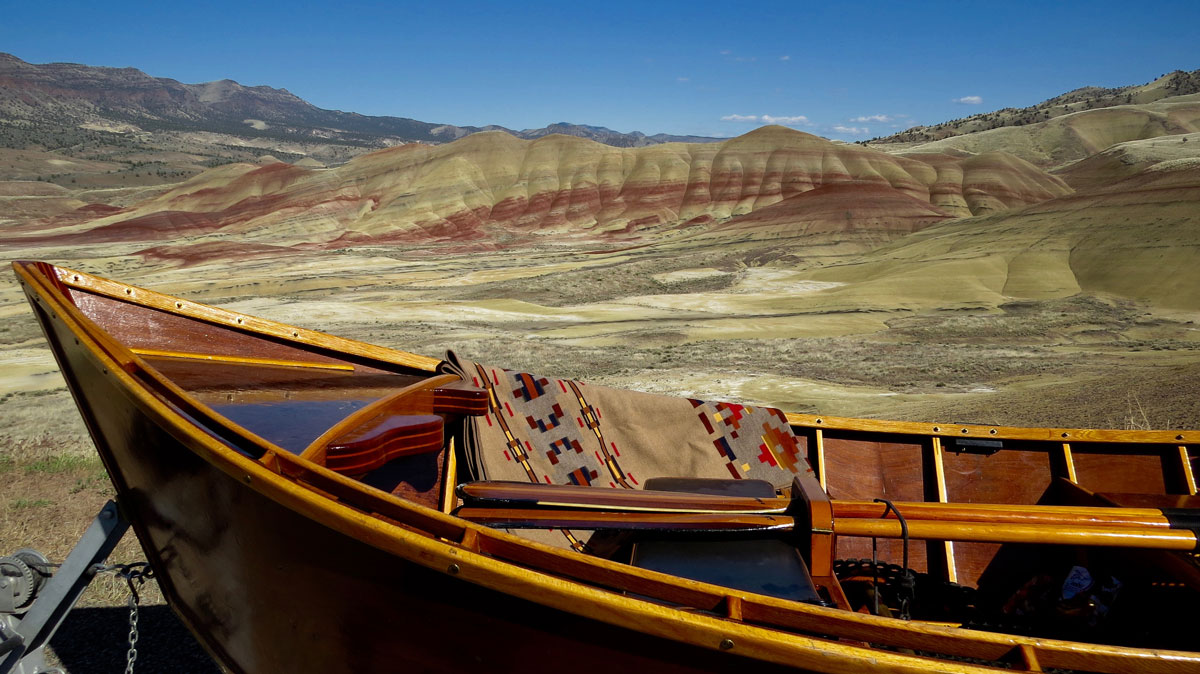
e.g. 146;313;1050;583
3;1;1198;141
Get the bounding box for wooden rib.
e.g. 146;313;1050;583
724;595;744;621
441;437;458;515
1018;644;1042;672
55;264;441;372
1178;446;1197;495
813;428;827;491
926;437;958;584
1049;442;1079;484
132;347;355;371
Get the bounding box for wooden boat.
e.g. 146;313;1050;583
13;259;1200;674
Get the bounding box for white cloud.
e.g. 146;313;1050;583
762;114;810;125
954;95;983;105
779;55;791;61
722;114;811;125
850;114;893;123
677;77;690;82
832;125;869;135
719;49;732;55
734;56;757;62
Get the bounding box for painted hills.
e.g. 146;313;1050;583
5;125;1072;258
2;62;1200;431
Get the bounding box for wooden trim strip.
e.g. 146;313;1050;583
786;412;1195;445
131;347;355;371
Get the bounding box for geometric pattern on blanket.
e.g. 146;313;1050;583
459;359;813;551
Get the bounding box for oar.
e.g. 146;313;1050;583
457;480;788;513
454;508;793;534
457;481;1198;531
455;506;1200;551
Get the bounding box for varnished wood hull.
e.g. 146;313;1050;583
17;260;1200;674
24;267;813;673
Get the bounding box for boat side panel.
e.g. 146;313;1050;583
32;293;804;674
821;438;930;573
940;449;1052;587
1073;451;1167;495
67;289;360;367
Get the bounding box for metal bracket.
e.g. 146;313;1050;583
1;500;129;674
949;437;1004;456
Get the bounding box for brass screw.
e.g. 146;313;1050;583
719;639;734;650
448;563;460;575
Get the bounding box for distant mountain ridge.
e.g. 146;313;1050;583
0;52;719;149
872;69;1200;146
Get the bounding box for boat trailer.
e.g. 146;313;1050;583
0;501;132;674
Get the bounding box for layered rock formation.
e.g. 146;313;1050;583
806;157;1200;311
19;126;1070;253
892;97;1200;168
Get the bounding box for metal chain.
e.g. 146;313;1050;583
124;585;139;674
92;561;154;674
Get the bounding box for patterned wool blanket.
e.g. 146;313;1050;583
441;353;814;550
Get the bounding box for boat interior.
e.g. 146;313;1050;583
16;260;1200;673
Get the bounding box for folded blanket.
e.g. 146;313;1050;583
441;352;813;550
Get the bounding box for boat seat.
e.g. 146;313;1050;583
325;414;444;474
313;377;489;476
629;477;826;605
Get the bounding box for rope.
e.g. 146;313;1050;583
872;498;916;619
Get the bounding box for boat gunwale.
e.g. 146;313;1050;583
14;260;1200;673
